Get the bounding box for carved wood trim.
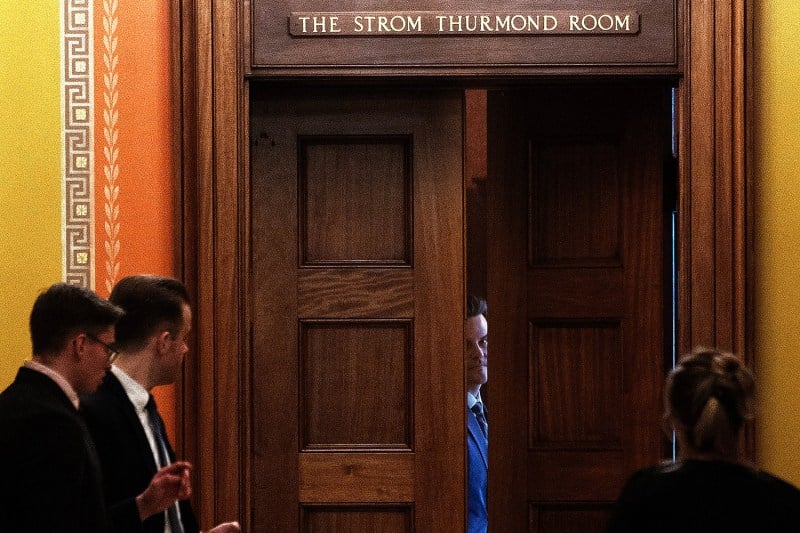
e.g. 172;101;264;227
175;0;248;528
678;0;752;458
678;0;750;365
176;0;753;526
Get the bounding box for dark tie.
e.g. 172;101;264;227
471;401;488;439
145;395;184;533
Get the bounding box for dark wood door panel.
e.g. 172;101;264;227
527;269;624;318
528;451;624;501
297;269;414;318
299;454;414;503
250;87;463;532
488;83;671;533
530;504;613;533
300;320;412;449
302;504;414;533
530;320;623;448
299;135;412;266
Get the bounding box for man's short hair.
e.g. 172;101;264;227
467;295;488;319
109;275;190;352
29;282;123;355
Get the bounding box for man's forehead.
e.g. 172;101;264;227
465;314;487;335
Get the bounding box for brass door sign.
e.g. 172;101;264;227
288;12;640;37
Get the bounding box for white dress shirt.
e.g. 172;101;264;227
111;364;182;533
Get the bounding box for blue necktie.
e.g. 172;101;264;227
145;395;184;533
471;401;488;439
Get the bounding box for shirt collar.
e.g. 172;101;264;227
467;390;482;409
24;360;80;409
111;364;150;413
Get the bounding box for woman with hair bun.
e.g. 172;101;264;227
609;347;800;532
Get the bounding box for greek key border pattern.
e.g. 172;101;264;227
62;0;95;288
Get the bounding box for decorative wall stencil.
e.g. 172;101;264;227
101;0;121;294
61;0;95;288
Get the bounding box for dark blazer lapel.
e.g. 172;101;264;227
103;374;200;532
102;372;159;473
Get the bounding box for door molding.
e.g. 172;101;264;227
173;0;249;526
174;0;753;528
678;1;753;358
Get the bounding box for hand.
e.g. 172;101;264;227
136;461;193;520
177;462;192;500
206;522;241;533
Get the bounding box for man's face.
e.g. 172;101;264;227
464;314;488;395
78;326;116;394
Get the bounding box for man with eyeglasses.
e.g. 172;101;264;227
0;282;190;533
81;275;240;533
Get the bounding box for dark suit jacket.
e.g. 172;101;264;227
0;366;108;533
467;405;488;533
81;371;199;533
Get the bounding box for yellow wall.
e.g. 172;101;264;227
0;1;178;433
754;0;800;485
0;3;62;386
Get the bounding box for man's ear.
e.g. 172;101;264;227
71;333;89;361
155;330;172;355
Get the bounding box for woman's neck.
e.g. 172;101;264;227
676;429;739;463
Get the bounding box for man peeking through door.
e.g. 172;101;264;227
465;295;488;533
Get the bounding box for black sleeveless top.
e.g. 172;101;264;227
609;460;800;533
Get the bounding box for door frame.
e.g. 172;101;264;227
172;1;754;528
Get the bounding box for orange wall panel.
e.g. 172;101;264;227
93;0;177;440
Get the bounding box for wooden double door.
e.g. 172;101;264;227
248;83;671;532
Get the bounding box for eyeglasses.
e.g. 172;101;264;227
85;333;119;364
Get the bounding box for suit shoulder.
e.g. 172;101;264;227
81;374;125;413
